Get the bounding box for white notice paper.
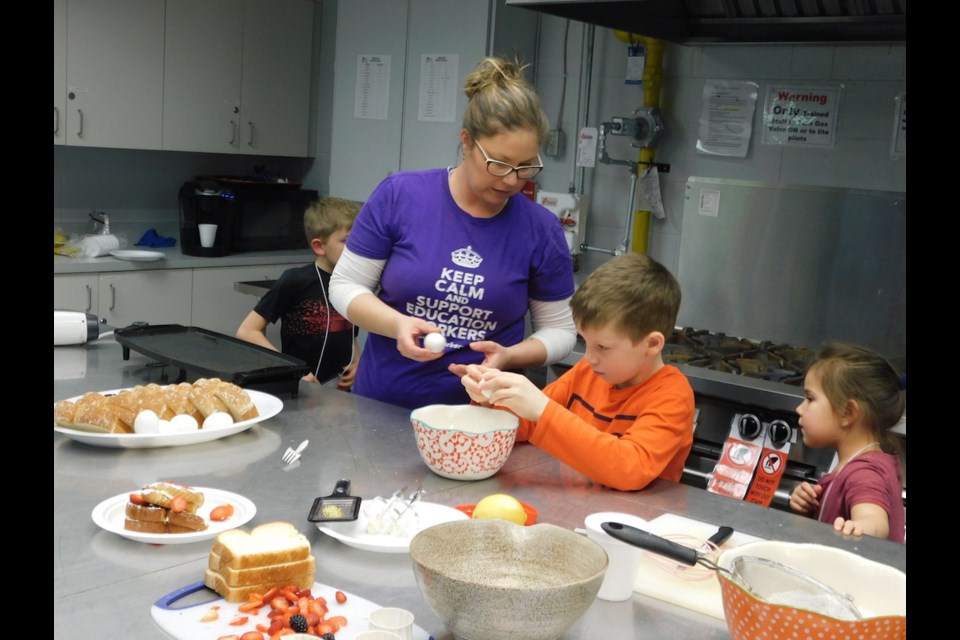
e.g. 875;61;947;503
418;54;458;123
636;167;666;219
576;127;598;167
761;84;842;148
698;188;720;217
354;55;391;121
696;80;758;158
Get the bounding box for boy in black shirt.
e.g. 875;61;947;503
237;197;361;388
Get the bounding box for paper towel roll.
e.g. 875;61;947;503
81;234;120;258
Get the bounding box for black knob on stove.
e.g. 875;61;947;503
737;414;762;440
769;419;792;446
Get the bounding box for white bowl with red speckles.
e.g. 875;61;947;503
410;404;519;481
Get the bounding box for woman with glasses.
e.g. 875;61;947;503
330;56;576;409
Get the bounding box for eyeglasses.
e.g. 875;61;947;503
474;139;543;179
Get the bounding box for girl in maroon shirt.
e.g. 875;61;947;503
788;343;906;543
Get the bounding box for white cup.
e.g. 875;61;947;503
584;511;648;602
198;223;218;248
368;607;415;640
355;632;402;640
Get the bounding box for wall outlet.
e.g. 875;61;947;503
545;129;565;158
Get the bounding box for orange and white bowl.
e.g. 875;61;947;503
716;540;906;640
410;404;519;481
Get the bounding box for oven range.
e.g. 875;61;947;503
667;327;906;513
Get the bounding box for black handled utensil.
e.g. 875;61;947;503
701;525;734;551
307;479;362;522
600;521;863;620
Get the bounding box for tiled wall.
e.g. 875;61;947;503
531;18;906;281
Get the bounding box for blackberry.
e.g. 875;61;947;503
320;634;336;640
289;613;308;633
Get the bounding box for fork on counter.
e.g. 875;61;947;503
282;439;309;465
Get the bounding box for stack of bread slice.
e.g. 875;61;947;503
205;521;316;602
124;481;207;534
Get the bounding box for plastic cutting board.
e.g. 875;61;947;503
632;514;764;620
152;581;433;640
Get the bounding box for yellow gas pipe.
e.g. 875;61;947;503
614;32;664;254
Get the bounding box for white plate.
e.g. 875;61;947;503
110;249;165;262
92;487;256;545
318;501;468;553
53;388;282;449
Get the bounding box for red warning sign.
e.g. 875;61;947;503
745;448;788;506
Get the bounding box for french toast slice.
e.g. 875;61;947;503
138;482;205;514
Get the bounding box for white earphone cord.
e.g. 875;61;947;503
315;264;331;380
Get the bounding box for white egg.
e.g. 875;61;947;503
423;332;447;353
480;373;496;398
133;409;160;434
202;411;234;430
157;419;174;434
169;414;199;433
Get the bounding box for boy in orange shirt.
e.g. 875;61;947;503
460;253;694;490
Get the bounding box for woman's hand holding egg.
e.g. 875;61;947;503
423;332;447;353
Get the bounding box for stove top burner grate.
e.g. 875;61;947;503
669;328;813;386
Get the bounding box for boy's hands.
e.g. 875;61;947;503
336;361;357;390
788;481;822;515
460;364;549;422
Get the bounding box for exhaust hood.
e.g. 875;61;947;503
505;0;906;45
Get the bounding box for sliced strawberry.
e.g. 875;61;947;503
129;493;147;505
210;504;235;521
170;495;187;513
335;590;347;604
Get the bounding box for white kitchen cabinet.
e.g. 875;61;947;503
190;264;292;342
54;273;99;314
53;0;67;145
98;270;193;328
63;0;165;150
163;0;314;157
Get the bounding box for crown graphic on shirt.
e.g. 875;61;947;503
451;245;483;268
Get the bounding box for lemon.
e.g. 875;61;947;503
471;493;527;525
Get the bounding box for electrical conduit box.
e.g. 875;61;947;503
537;191;588;255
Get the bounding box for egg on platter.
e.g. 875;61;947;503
202;411;234;430
133;409;160;434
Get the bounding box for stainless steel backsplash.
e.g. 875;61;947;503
676;177;906;367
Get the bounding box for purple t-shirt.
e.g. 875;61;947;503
816;451;906;544
348;168;574;409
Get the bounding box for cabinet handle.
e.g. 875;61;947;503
77;109;84;138
247;121;254;147
229;120;237;145
85;284;92;312
109;283;116;310
54;106;60;135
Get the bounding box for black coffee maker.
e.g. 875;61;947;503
179;181;238;256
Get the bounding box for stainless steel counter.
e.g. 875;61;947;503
54;339;907;640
